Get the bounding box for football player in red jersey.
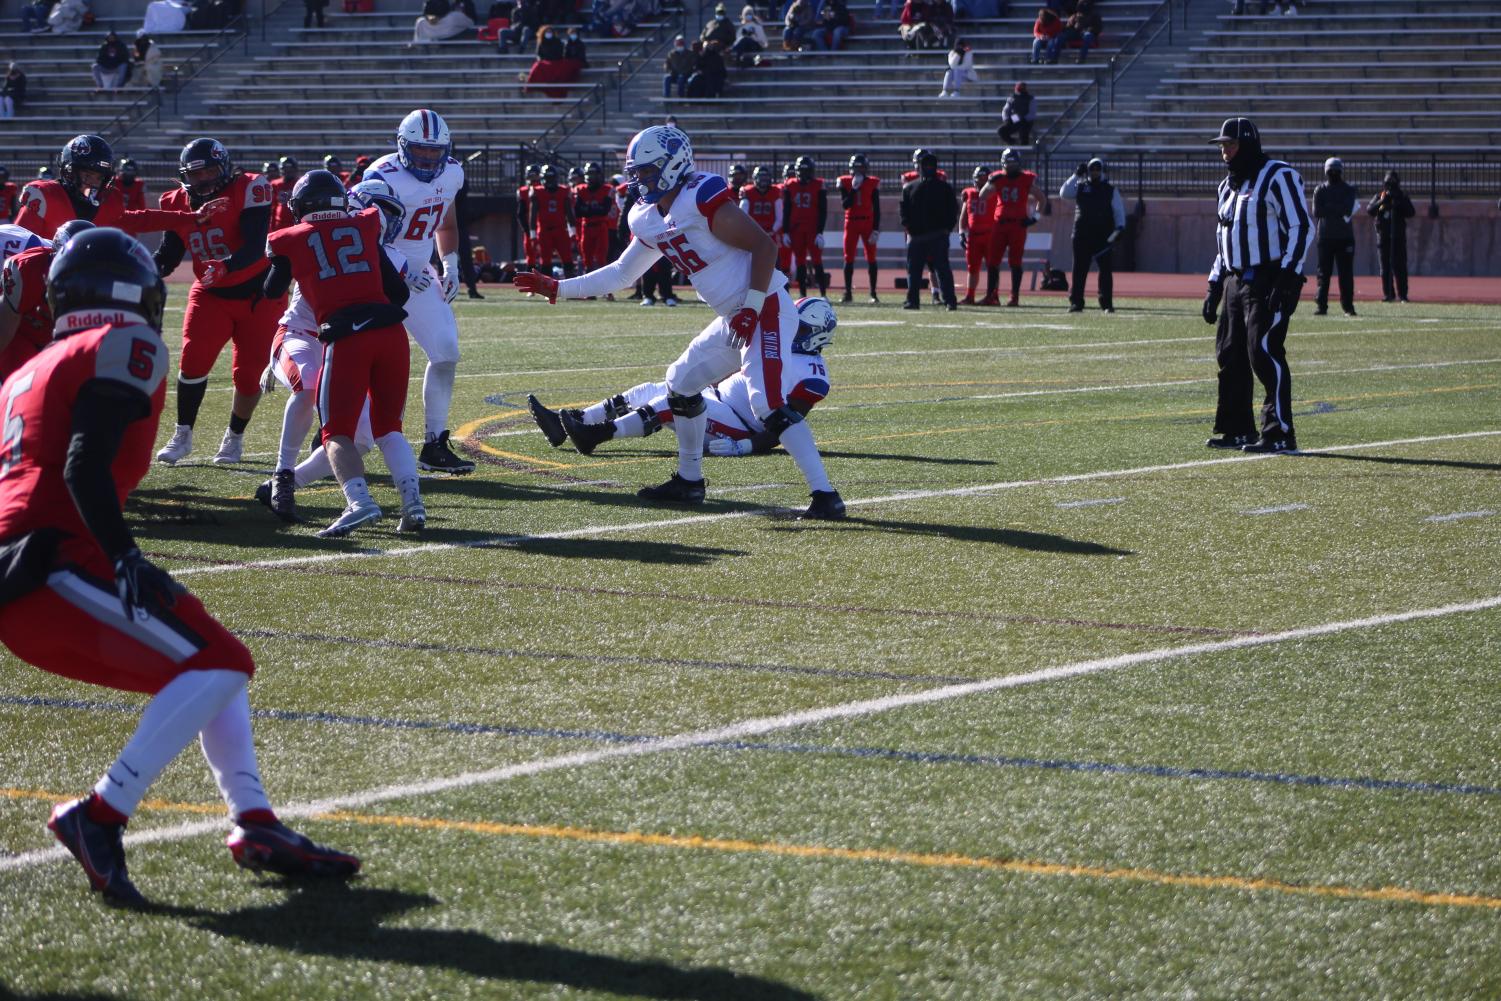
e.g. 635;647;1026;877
153;138;286;466
530;165;576;276
0;166;19;222
0;220;96;380
15;136;127;240
113;158;147;210
837;153;881;303
516;163;541;269
0;228;360;906
959;165;997;304
263;171;423;538
782;156;828;298
573;161;616;275
739;166;783;251
268;155;301;231
980;147;1044;306
322;154;351;186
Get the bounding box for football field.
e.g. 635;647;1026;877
2;293;1500;1000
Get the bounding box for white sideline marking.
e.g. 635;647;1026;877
6;593;1500;872
1425;510;1495;523
1056;497;1126;509
169;430;1501;580
1243;503;1310;516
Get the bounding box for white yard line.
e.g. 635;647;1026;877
1425;510;1496;523
1243;503;1311;516
6;592;1500;871
1056;497;1127;509
167;429;1501;581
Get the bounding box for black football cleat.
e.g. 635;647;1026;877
802;490;847;521
48;796;146;907
1206;433;1256;450
418;430;476;474
1242;436;1299;454
527;394;567;448
228;820;361;879
637;473;706;505
560;410;614;456
261;469;299;523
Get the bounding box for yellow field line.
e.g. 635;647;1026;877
5;787;1497;910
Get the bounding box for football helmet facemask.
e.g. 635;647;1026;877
59;135;115;194
753;166;773;191
395;109;452;184
792;296;837;355
624;125;694;204
794;155;815;181
349;177;407;245
178;138;234;198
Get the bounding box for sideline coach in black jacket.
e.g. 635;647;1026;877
900;151;959;310
1202;117;1313;454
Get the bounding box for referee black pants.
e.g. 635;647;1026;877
1215;269;1297;441
1070;231;1113;309
905;232;956;308
1315;239;1354;313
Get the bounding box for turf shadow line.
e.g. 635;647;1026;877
7;694;1500;799
230;626;975;686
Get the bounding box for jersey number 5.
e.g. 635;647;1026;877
0;370;36;477
306;227;372;279
403;205;444;242
656;234;706;274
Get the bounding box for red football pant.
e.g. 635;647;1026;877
788;229;823;269
989;223;1027;268
578;224;610;271
179;282;285;395
535;229;573;269
315;325;409;444
524;233;540;267
776;242;793;273
966;228;995;290
0;548;254;695
843;223;876;265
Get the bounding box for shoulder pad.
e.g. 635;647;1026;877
93;324;169;397
1;256;24;312
244;174;274;209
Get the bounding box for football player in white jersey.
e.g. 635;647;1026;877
363;108;474;474
254;176;418;524
515;124;817;507
527;296;846;519
0;222;46;260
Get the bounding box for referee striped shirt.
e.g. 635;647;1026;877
1208;159;1313;282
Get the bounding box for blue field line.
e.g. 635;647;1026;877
4;693;1499;799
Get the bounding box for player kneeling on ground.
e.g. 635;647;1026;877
515;124;804;507
0;228;358;906
263;170;424;538
528;296;845;520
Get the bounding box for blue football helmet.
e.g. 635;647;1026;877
395;109;451;184
624;125;693;204
349;177;407;245
792;296;837;355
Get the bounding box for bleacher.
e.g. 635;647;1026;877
1092;0;1501;156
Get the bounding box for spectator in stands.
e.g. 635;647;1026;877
22;0;56;33
133;30;164;90
535;23;565;57
454;0;480;19
939;36;977;96
304;0;328;27
47;0;87;35
92;30;131;94
931;0;955;44
564;25;587;61
527;24;585;95
809;0;852;50
1048;0;1099;63
1368;170;1414;303
1029;7;1060;63
687;38;727;95
703;2;738;45
1;63;26;118
730;5;768;65
899;0;938;49
1311;156;1357;316
663;34;696;95
782;0;813;49
503;0;543;49
414;0;475;42
997;80;1034;145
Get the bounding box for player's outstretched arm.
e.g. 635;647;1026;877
515;236;662;303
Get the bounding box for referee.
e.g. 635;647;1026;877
1202;118;1313;453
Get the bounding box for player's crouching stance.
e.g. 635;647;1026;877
516;125;807;506
529;296;845;519
0;229;358;906
263;171;423;538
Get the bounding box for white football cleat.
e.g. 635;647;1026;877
315;500;382;539
211;429;244;464
156;424;193;465
396;502;426;533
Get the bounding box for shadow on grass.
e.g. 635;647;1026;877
816;450;999;467
775;516;1134;555
153;882;820;1001
1295;450;1501;474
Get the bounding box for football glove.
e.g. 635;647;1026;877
201;259;229;287
728;307;758;347
195;197;231;223
114;547;185;620
407;267;434;294
1267;268;1305;319
1202;279;1224;325
1022;215;1038;228
259;360;278;395
1107;228;1122;244
814;233;824;248
707;436;753;457
960;233;968;250
439;271;460;304
514;271;559;303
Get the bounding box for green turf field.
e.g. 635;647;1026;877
2;294;1499;1000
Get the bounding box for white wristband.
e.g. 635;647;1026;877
441;252;459;276
741;289;766;313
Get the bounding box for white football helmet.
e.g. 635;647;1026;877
349;177;406;245
624;125;693;204
792;296;837;355
396;109;451;183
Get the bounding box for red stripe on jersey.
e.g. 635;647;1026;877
700;187;732;229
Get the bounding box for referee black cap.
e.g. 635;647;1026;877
1209;118;1259;145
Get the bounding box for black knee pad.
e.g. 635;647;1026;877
634;405;663;436
602;393;630;420
762;405;805;439
667;392;705;418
